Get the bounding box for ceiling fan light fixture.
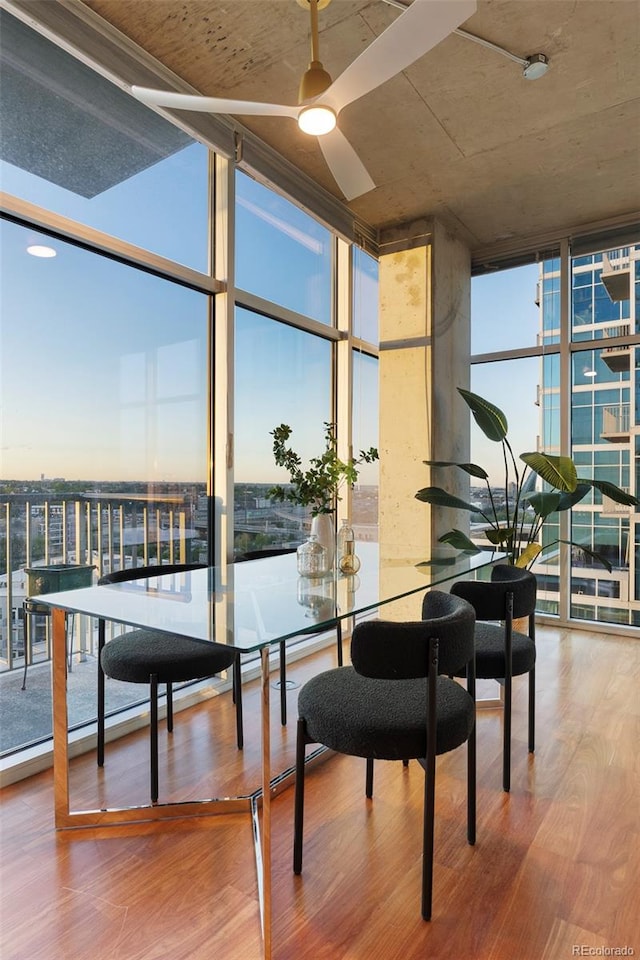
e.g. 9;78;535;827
523;53;549;80
298;104;336;135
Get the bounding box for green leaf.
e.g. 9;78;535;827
423;459;489;480
484;527;514;545
524;491;562;518
555;484;591;511
581;479;639;506
458;388;508;442
520;452;577;492
415;487;479;512
437;529;481;552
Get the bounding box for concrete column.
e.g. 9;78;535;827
378;220;471;580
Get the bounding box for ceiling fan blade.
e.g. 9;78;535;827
324;0;477;114
130;86;299;119
318;128;376;201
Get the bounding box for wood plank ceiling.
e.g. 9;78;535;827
81;0;640;252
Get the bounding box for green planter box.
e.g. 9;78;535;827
25;563;95;598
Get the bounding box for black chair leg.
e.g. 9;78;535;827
421;745;437;921
279;640;287;726
467;662;476;846
421;638;438;922
150;674;159;803
233;654;244;750
336;620;343;666
166;682;174;732
503;675;512;793
528;666;535;753
97;619;106;767
365;757;374;798
293;719;307;875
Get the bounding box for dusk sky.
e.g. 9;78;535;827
1;140;540;487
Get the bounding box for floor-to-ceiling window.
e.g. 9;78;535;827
231;174;379;557
233;306;333;557
0;8;213;756
567;248;637;625
471;241;639;628
0;9;379;764
232;171;335;557
352;248;379;542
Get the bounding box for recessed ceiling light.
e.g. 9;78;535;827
27;244;57;258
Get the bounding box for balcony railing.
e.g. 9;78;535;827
1;494;198;673
601;323;631;372
600;251;631;302
601;404;631;442
601;488;633;517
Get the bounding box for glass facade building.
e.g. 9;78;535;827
538;246;638;625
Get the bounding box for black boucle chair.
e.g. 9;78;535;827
293;590;477;921
449;564;537;793
97;563;243;803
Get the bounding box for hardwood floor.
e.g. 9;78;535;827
1;624;639;960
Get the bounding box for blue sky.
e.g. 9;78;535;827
1;130;540;487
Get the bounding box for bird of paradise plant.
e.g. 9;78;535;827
416;388;638;570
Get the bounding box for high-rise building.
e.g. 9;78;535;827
536;245;638;625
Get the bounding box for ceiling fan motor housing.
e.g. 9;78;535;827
299;60;333;103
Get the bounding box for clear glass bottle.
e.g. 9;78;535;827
297;534;328;577
337;518;355;558
337;519;361;574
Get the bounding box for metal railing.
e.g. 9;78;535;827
1;494;197;672
601;404;631;438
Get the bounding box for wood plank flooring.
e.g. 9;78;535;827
1;624;639;960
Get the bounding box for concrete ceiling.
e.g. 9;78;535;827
81;0;640;251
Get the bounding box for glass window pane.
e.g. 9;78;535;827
571;245;634;342
353;248;379;343
470;357;560;613
233;307;332;556
471;263;541;353
0;11;209;272
570;345;634;625
472;241;638;628
1;223;208;486
235;172;332;324
352;351;379;542
470;357;548;479
0;219;210;751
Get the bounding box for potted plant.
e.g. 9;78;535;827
268;422;378;565
416;388;637;570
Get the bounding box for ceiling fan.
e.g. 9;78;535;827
131;0;477;201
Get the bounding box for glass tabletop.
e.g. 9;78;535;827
34;544;503;654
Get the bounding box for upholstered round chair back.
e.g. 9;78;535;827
449;565;536;622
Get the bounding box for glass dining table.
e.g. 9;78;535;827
37;543;502;960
